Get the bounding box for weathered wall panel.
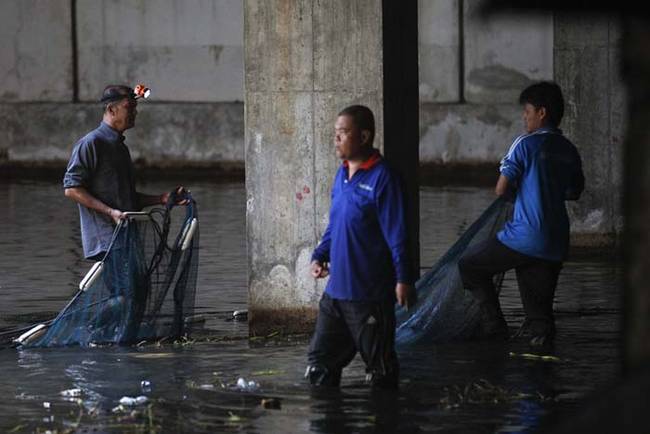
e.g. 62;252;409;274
0;0;72;102
464;0;553;103
418;0;460;102
0;102;243;165
77;0;243;102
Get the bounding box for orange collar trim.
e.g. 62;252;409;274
343;149;382;170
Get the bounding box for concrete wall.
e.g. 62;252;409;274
464;3;554;104
0;0;625;243
420;103;521;164
0;0;73;102
418;0;460;103
0;102;243;166
419;0;554;165
0;0;244;170
418;0;625;243
77;0;243;102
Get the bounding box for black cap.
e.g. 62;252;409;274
99;86;135;104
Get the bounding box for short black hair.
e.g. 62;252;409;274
101;85;134;110
519;81;565;127
338;105;375;146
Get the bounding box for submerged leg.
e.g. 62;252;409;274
515;260;562;346
458;237;527;338
344;298;399;390
307;294;356;387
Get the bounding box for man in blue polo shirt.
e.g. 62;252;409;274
459;81;584;347
305;105;416;389
64;84;183;260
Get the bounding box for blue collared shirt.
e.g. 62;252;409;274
498;127;584;261
312;151;413;301
63;122;139;259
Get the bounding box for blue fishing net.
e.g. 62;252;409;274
395;198;512;345
17;194;199;348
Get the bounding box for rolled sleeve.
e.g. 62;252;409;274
63;140;96;189
499;139;526;182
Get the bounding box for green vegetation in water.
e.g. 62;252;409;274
508;352;562;362
251;369;285;376
25;400;160;434
439;378;554;410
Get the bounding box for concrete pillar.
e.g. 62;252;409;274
554;14;625;245
621;17;650;373
244;0;419;335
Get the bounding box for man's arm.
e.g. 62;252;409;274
376;174;416;308
64;187;125;224
137;192;165;208
136;186;189;209
495;174;510;196
565;152;585;201
311;223;332;279
497;138;525;199
63;141;126;223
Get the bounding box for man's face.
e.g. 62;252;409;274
522;102;546;133
111;96;138;131
334;115;365;160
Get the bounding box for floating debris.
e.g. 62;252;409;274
173;335;196;347
141;380;152;393
233;310;248;320
42;401;50;409
130;353;174;359
198;384;216;390
119;395;149;406
251;369;284;376
261;398;281;410
111;404;127;413
439;379;534;410
509;352;562;362
60;388;82;397
236;377;259;392
228;411;243;422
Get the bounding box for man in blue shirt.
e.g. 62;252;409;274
64;85;183;259
459;82;584;347
305;105;416;389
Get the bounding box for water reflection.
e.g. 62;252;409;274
0;180;621;433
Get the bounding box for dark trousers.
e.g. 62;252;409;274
458;237;562;337
307;293;399;388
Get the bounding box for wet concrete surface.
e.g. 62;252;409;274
0;180;621;433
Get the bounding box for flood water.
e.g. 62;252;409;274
0;180;621;433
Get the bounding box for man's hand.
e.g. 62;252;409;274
396;283;416;309
311;260;329;279
161;186;190;206
109;208;127;225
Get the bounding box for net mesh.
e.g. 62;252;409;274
22;197;199;348
395;198;512;345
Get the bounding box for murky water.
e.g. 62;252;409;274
0;180;621;433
